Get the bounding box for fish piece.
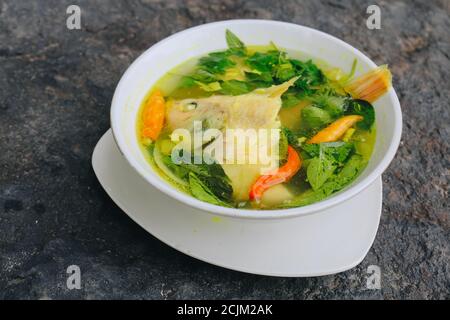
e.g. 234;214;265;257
167;78;298;201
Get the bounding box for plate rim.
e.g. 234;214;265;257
92;129;382;277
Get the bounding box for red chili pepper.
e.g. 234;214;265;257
249;146;302;203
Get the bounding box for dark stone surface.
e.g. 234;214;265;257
0;0;448;299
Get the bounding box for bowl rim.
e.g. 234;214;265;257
110;19;402;220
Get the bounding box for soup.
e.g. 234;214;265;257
137;30;391;210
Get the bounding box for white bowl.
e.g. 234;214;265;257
110;19;402;219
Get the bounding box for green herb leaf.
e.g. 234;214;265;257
281;127;298;146
306;146;336;190
244;71;273;87
198;51;236;74
311;94;346;118
344;99;375;130
179;159;232;202
275;62;296;82
160;150;233;203
246;51;279;73
290;59;325;86
179;69;219;89
301;105;333;129
301;141;355;164
333;154;366;184
316;154;367;196
292;78;313;95
225;29;245;52
189;172;232;207
220;80;251;95
282;154;366;207
323;142;355;163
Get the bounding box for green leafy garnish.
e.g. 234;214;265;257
311;94;346;118
179;160;232;202
301;141;355;164
220;80;251;95
246;51;280;73
281;127;299;146
345;99;375;130
301;105;333;129
179;69;218;88
225;29;246;55
161;154;189;177
275;51;296;82
189;172;232;207
160;151;233;203
290;59;325;86
307;150;336;190
244;71;273;88
198;52;236;74
282;154;367;207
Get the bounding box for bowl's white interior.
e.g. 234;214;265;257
111;20;401;219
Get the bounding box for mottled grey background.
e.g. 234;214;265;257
0;0;449;299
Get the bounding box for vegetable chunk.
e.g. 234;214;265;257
308;115;363;144
142;89;165;140
344;65;392;103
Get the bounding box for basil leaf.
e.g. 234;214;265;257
189;172;232;207
161;154;190;180
185;162;232;201
334;154;366;184
317;154;367;196
302;141;354;164
162;151;233;202
345;99;375;130
306;149;336;190
282;154;367;207
322;142;355;163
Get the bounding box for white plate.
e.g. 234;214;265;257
92;129;382;277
